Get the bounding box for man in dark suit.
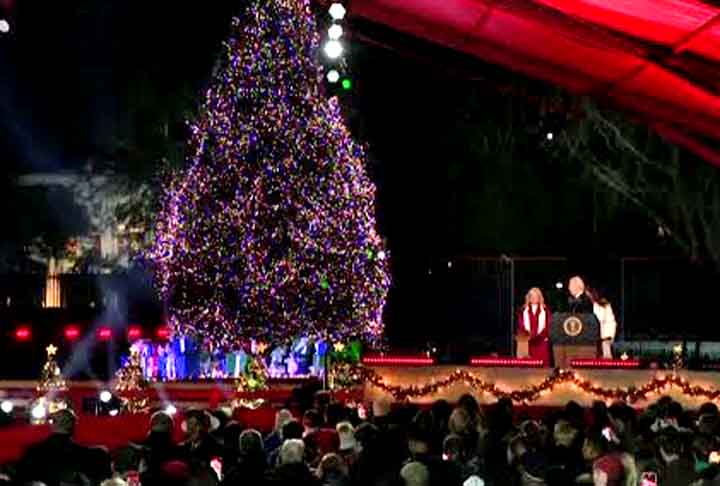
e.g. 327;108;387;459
567;276;593;314
16;408;110;486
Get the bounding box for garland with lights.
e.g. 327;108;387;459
114;349;150;413
355;366;720;404
149;0;389;348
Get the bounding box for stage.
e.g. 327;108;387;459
361;365;720;409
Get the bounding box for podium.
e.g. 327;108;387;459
551;313;599;368
515;333;529;358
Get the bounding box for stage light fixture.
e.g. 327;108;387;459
323;40;343;59
341;78;352;91
109;409;119;417
555;282;564;289
14;326;31;342
127;325;142;341
328;3;346;20
546;132;554;141
165;404;177;416
328;24;343;40
31;403;47;421
0;20;9;34
326;69;340;83
0;400;13;414
97;327;112;341
64;325;80;341
99;390;112;403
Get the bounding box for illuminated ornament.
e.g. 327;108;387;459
0;19;9;34
328;24;343;40
341;78;352;90
324;40;343;59
377;250;386;261
546;132;554;141
328;3;347;20
0;400;13;414
334;342;346;352
620;352;629;361
326;69;340;83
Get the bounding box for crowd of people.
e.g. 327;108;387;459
2;391;720;486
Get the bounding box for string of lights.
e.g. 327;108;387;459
357;367;720;404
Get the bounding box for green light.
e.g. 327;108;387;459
341;78;352;90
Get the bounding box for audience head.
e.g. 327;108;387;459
336;421;357;452
582;434;609;461
372;396;392;418
657;430;683;463
449;407;474;436
279;439;305;465
326;402;349;427
149;410;174;434
50;408;77;435
400;461;430;486
317;453;348;479
699;402;719;417
443;433;464;461
182;409;216;442
553;419;578;448
458;394;481;419
239;429;264;456
302;409;322;435
407;420;432;457
281;419;304;441
354;422;380;452
274;408;294;434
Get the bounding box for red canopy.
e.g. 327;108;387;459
349;0;720;165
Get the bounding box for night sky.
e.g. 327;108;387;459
1;2;701;349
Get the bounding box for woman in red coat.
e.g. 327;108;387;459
518;287;551;366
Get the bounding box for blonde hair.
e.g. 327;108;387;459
524;287;545;307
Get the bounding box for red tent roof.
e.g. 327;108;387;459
350;0;720;165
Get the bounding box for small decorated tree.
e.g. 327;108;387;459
113;348;150;413
31;344;69;423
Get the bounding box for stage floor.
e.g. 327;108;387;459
362;366;720;409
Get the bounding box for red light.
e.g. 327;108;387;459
156;326;170;340
64;325;81;341
14;326;31;342
570;359;641;369
361;356;435;366
470;357;545;368
97;327;112;341
127;326;142;340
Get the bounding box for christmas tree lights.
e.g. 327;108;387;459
150;0;389;348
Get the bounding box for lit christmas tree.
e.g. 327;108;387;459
37;344;67;395
113;348;149;413
150;0;389;348
31;344;69;423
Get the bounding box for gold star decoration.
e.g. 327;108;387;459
46;344;58;357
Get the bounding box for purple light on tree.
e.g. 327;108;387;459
149;0;389;347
